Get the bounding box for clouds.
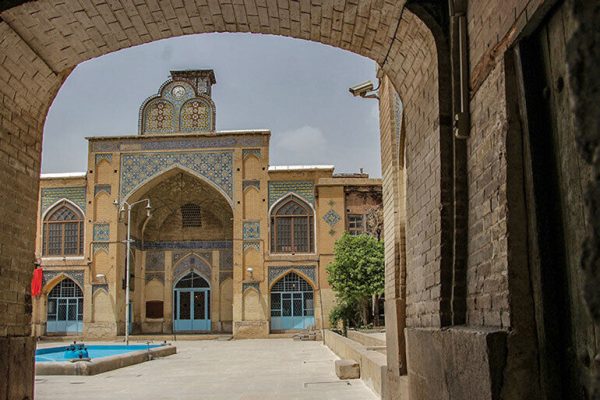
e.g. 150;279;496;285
42;33;382;177
271;126;329;165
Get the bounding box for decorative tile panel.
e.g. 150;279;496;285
95;153;113;165
242;180;260;191
243;241;261;252
91;135;266;153
220;271;233;283
220;249;233;271
172;250;212;265
268;266;316;286
173;254;211;281
243;221;260;240
243;282;260;292
147;240;232;250
268;181;314;208
143;99;176;133
119;151;233;201
93;223;110;242
92;283;109;294
242;149;262;159
180;99;212;132
41;187;86;215
94;184;111;196
145;272;164;283
145;251;165;272
43;270;85;289
139;79;216;135
93;243;109;255
323;209;341;227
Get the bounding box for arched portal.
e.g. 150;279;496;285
270;272;314;331
46;278;83;334
173;272;211;332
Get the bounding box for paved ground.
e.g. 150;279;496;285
35;339;378;400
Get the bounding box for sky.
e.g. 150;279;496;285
42;33;381;177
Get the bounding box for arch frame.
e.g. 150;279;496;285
122;164;235;209
172;252;213;285
268;193;317;255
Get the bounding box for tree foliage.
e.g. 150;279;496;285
327;232;385;307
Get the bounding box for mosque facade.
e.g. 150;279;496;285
32;70;382;338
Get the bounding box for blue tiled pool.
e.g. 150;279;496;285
36;344;162;362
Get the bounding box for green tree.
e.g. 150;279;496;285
327;233;385;327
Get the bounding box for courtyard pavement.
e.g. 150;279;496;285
35;339;378;400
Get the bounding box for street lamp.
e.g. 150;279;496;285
114;198;152;345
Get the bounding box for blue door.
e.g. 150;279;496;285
270;273;315;331
173;272;211;332
47;278;83;334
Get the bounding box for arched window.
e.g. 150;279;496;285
42;201;84;256
270;272;315;331
181;203;202;227
270;197;314;253
47;278;83;333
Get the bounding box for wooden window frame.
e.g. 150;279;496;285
270;198;314;254
42;201;84;257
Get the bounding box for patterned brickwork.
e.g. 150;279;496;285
119;151;233;200
41;187;86;215
268;181;314;208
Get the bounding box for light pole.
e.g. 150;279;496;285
115;198;151;345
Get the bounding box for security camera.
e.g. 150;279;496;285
349;81;375;97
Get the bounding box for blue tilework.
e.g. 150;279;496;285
268;266;316;286
323;209;341;227
268;181;314;208
94;184;111;196
242;149;262;159
41;187;86;215
243;221;260;240
90;135;266;152
95;153;113;165
93;224;110;242
119;151;233;201
144;240;233;250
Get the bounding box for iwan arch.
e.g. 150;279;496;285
0;1;598;400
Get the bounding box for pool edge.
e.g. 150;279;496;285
35;345;177;376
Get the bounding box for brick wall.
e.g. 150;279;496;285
382;11;444;328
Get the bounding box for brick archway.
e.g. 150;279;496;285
0;1;446;398
3;1;592;399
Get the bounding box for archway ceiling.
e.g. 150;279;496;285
131;171;233;235
0;0;408;73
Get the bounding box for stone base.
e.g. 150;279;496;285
233;320;269;338
0;336;35;400
335;359;360;379
84;322;118;338
406;327;507;400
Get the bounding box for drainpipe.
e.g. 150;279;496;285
449;0;470;325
